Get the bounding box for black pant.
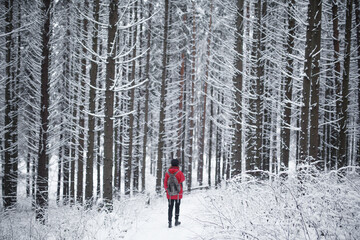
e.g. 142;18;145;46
168;199;181;222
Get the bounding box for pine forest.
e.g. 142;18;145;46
1;0;360;239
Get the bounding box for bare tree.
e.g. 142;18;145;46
232;0;245;177
36;0;51;224
103;0;119;211
3;0;18;210
156;0;170;194
338;0;353;168
85;0;100;207
299;0;315;163
281;0;296;171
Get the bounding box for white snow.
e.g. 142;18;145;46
1;167;360;240
124;194;206;240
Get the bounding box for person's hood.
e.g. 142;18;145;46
168;166;180;174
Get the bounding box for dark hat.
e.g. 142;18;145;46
171;159;179;166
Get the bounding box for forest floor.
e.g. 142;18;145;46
1;168;360;240
123;193;207;240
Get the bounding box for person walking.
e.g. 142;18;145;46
164;159;185;228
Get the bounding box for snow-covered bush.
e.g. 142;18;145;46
0;195;148;240
199;167;360;240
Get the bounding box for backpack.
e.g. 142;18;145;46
167;170;180;196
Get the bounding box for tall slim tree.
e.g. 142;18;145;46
198;0;213;186
85;0;100;207
103;0;119;210
142;2;152;193
188;0;197;191
129;1;138;194
281;0;296;171
338;0;353;168
309;0;322;163
77;0;89;205
3;0;18;210
355;0;360;165
331;0;341;169
36;0;51;223
299;0;316;163
255;0;266;173
232;0;245;177
156;0;170;194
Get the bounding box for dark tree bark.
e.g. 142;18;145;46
77;0;89;206
188;0;197;192
198;0;213;186
70;62;78;206
85;0;100;207
127;1;139;195
338;0;353;169
36;0;51;224
142;2;152;193
177;4;187;174
354;0;360;165
255;0;266;174
232;0;245;177
246;0;259;173
215;94;223;186
299;0;315;163
3;0;18;210
63;141;70;205
156;0;170;194
281;0;295;171
328;0;341;170
57;138;62;205
208;86;214;186
309;0;322;164
103;0;119;211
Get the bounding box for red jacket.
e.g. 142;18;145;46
164;166;185;200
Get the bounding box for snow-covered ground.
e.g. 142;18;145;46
1;167;360;240
123;194;206;240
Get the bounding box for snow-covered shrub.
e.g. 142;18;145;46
0;194;148;240
199;167;360;240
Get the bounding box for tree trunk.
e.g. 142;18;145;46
70;66;78;206
198;0;213;186
57;141;62;205
103;0;119;211
338;0;353;169
281;0;295;171
134;100;141;194
299;0;315;163
36;0;51;224
354;0;360;165
127;1;138;195
309;0;322;164
141;2;152;194
255;0;266;174
77;0;89;206
63;140;70;205
332;0;341;167
208;86;214;186
178;4;187;172
215;94;222;186
3;0;18;210
188;0;197;192
85;0;100;207
232;0;245;177
247;0;259;173
156;0;170;194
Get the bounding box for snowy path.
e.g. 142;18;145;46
123;194;207;240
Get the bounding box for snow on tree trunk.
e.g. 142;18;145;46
338;0;353;169
36;0;51;224
156;0;170;194
103;0;119;211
